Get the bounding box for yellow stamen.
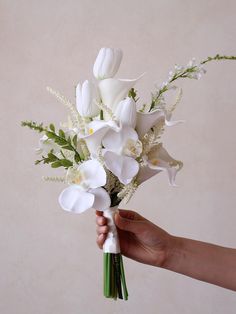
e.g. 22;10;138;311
88;128;94;135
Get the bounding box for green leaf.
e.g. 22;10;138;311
59;129;65;138
49;124;55;132
72;134;77;147
62;145;74;151
60;159;73;167
51;161;62;168
46;131;56;139
67;136;72;145
74;154;81;163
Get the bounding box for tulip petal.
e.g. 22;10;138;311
103;151;139;185
59;185;95;213
90;187;111;211
115;97;137;128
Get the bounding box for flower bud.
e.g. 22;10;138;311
115;97;137;128
76;80;100;118
93;48;123;80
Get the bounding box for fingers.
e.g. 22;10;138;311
96;234;106;249
115;209;146;233
96;225;109;235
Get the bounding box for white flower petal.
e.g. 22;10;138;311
59;185;95;213
102;125;138;153
90;187;111;211
137;165;161;184
98;74;143;111
115;97;137;128
79;159;106;188
103;151;139;185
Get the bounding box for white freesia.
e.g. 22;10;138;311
102;126;141;184
93;47;123;80
76;80;100;118
138;143;183;186
115;97;137;128
59;159;110;213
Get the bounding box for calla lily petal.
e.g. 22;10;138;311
59;185;95;213
98;74;143;111
103;151;139;185
146;144;183;186
136;109;183;138
91;187;111;211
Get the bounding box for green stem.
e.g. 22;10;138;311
120;254;129;300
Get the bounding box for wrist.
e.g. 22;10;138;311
160;235;184;270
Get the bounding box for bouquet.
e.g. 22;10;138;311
22;48;235;300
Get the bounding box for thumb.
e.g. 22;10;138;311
114;209;145;233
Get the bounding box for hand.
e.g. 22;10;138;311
96;209;175;267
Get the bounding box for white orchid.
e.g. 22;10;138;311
78;120;120;156
138;143;183;186
59;159;110;213
102;126;141;185
76;80;100;118
93;47;123;80
115;97;137;128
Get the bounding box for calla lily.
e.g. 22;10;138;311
93;47;123;80
78;120;119;156
98;75;142;112
76;80;100;118
136;109;183;138
59;159;110;213
115;97;137;128
102;126;141;184
139;143;183;186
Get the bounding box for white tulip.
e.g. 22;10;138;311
115;97;137;128
76;80;100;118
93;47;123;80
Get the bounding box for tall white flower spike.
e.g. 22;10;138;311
102;126;141;184
93;48;123;80
59;159;111;213
115;97;137;128
76;80;100;118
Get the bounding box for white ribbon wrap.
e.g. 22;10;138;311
102;206;121;254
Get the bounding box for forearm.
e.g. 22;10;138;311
163;236;236;291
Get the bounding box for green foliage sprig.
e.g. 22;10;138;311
21;120;82;165
35;150;73;169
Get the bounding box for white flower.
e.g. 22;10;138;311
93;47;123;80
36;135;60;155
78;120;119;156
138;143;183;186
136;109;183;138
102;126;141;184
98;75;143;112
76;80;100;118
115;97;137;128
59;159;110;213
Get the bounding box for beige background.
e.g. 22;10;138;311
1;0;236;313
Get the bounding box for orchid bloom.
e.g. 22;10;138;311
59;159;110;213
93;47;123;80
78;120;120;156
76;80;100;118
102;126;141;185
139;143;183;186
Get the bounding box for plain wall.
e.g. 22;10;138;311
1;0;236;313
